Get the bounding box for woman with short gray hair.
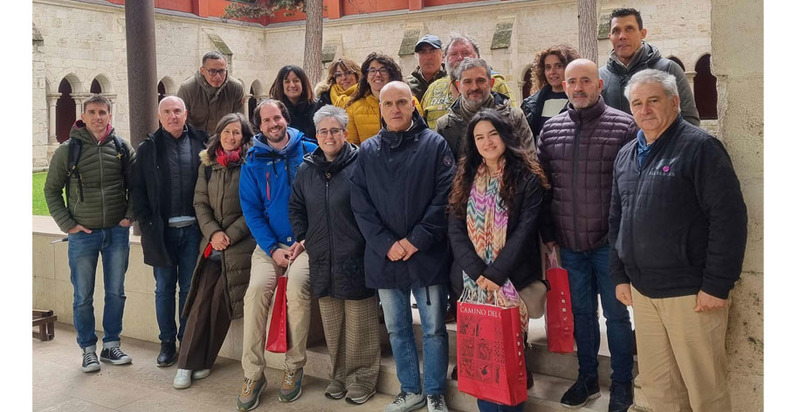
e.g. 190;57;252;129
288;105;380;405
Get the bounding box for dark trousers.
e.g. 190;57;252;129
177;260;231;370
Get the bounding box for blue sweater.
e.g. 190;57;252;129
239;127;317;256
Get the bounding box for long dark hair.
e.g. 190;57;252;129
448;109;550;218
269;65;314;103
206;113;255;158
347;52;403;106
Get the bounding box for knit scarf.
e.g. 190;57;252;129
462;161;529;332
330;83;358;106
458;92;494;123
215;146;242;167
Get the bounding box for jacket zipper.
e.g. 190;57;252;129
98;144;107;226
324;174;335;296
571;111;582;250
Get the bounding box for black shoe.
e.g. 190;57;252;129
156;341;177;367
100;346;132;365
608;381;634;412
560;375;600;408
444;301;456;323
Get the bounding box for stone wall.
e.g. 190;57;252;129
711;0;763;409
32;0;713;167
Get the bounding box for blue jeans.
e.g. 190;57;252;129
561;245;634;384
153;224;200;343
378;284;449;395
477;399;525;412
68;225;130;349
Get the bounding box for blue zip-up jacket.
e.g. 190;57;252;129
239;127;317;256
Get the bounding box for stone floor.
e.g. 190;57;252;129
33;323;445;412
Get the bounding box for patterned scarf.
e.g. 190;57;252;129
463;161;529;332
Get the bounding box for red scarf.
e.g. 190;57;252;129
215;147;242;167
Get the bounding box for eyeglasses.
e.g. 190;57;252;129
366;68;389;77
317;128;344;137
334;70;356;79
204;68;227;77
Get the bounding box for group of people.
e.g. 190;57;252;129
44;7;748;412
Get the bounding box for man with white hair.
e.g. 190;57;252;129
610;69;747;411
131;95;210;367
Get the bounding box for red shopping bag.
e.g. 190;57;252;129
265;275;288;353
545;249;575;353
456;300;528;406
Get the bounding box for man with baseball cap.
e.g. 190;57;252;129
405;34;446;101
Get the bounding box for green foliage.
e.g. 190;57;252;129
32;172;51;216
224;0;306;19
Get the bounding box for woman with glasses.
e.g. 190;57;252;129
343;52;422;144
447;109;550;411
269;65;320;140
289;105;380;405
172;113;257;390
315;58;362;108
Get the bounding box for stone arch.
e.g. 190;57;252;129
667;56;686;72
158;76;177;102
56;75;79;143
694;53;717;120
90;74;113;94
520;65;533;100
248;79;266;122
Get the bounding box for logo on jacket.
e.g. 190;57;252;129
443;155;454;168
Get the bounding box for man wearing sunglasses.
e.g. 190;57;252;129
177;51;245;133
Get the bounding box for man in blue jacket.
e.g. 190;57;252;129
350;81;455;412
610;70;747;411
236;99;316;411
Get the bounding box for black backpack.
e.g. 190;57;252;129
65;136;129;208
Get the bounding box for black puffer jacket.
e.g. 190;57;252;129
283;99;322;140
537;97;637;251
289;142;374;300
609;117;747;299
448;172;545;291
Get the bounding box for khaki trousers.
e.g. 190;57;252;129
632;286;731;412
318;296;381;393
241;245;311;380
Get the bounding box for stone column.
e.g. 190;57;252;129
46;93;60;145
72;93;90;119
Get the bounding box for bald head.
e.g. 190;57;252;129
158;95;188;137
563;58;603;110
380;81;415;132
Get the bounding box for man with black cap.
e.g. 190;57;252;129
405;34;446;102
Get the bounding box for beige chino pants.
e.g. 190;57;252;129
241;244;311;380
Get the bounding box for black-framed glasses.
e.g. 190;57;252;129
204;68;227;77
317;128;344;137
366;67;389;77
334;70;356;79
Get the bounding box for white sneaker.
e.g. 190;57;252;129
173;369;192;389
427;394;449;412
192;369;211;380
385;392;426;412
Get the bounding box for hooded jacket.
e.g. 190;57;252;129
183;147;257;320
177;70;245;133
289;142;374;300
609;116;747;299
537;96;637;252
599;42;700;126
239;127;317;256
350;110;455;290
436;92;535;159
44;121;135;233
131;125;209;267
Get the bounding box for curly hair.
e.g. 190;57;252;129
269;65;314;103
347;52;403;106
323;57;362;88
448;109;550;219
530;44;582;93
205;112;255;158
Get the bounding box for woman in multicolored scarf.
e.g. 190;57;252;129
172;113;257;390
447;109;550;412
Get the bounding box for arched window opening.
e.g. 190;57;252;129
56;79;76;143
248;86;258;124
158;81;166;102
694;54;718;120
521;68;533;100
667;56;685;72
90;79;102;94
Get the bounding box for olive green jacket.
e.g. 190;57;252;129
44;122;135;233
177;71;245;133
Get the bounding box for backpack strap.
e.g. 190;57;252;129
111;135;130;191
65;139;83;208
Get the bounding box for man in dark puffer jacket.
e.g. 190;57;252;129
610;69;746;412
537;59;637;412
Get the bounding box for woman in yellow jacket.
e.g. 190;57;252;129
315;58;362;108
341;52;422;145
